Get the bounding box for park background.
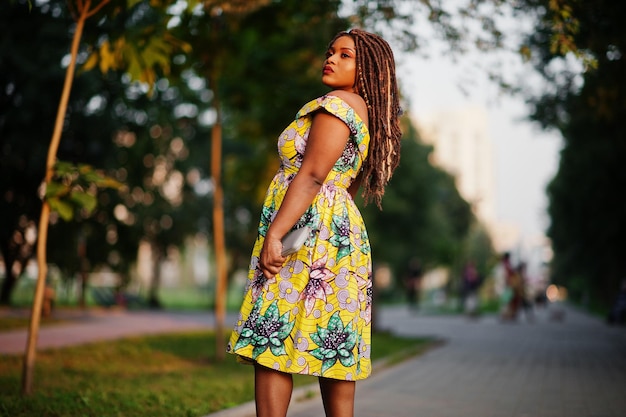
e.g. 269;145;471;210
1;0;624;346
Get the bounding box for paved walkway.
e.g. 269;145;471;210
2;303;625;417
207;304;626;417
0;308;225;355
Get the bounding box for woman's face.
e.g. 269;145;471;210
322;35;357;92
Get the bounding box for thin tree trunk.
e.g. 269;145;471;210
210;75;228;361
77;233;88;308
0;247;18;305
148;242;163;309
22;0;109;395
22;202;51;395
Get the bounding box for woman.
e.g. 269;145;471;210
228;28;402;417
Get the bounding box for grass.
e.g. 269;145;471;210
6;282;252;312
0;328;434;417
0;315;65;331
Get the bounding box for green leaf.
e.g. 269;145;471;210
98;177;124;189
78;163;94;174
185;0;201;11
70;191;98;214
45;181;70;199
126;0;143;9
48;197;74;222
54;161;74;175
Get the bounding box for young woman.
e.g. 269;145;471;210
228;28;402;417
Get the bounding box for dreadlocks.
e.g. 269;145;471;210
329;28;402;209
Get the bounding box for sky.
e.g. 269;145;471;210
396;51;563;244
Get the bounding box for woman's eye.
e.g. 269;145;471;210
325;51;332;58
341;53;350;58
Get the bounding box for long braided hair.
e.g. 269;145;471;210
329;29;402;208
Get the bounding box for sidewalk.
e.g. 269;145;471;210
207;304;626;417
0;308;233;355
2;304;625;417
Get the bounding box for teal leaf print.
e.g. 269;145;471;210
259;200;277;237
335;139;357;173
357;227;371;255
309;312;357;375
329;211;352;261
234;299;295;360
295;205;320;231
233;296;264;351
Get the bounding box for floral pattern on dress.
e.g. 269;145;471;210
234;297;295;359
300;253;335;316
309;311;357;374
228;95;373;381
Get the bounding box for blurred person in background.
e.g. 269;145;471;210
404;258;423;312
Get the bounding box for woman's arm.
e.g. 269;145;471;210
258;111;351;278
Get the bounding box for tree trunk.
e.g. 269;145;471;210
22;203;51;395
148;242;163;309
77;234;88;309
0;248;18;305
22;0;109;395
0;238;32;305
210;73;228;361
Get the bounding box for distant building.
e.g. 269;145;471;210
412;106;517;253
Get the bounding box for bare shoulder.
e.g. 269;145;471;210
327;90;369;125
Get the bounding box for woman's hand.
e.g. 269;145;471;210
259;235;287;279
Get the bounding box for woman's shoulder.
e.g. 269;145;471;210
297;91;368;126
324;90;368;124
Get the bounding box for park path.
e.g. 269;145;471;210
0;308;228;355
207;304;626;417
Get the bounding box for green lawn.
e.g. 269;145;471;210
0;315;65;331
0;329;434;417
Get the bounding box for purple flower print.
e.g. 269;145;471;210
320;183;337;206
279;279;300;303
299;253;335;316
279;259;305;280
337;289;358;313
250;268;275;303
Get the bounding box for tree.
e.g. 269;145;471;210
1;1;73;305
518;0;626;311
1;0;200;394
1;0;208;307
21;0;113;396
2;0;504;307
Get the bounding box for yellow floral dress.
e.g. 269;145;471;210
227;95;372;381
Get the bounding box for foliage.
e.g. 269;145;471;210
0;0;73;304
1;0;215;305
462;223;497;281
46;67;214;303
0;329;433;416
1;0;498;307
46;162;122;222
520;0;626;308
79;0;197;90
